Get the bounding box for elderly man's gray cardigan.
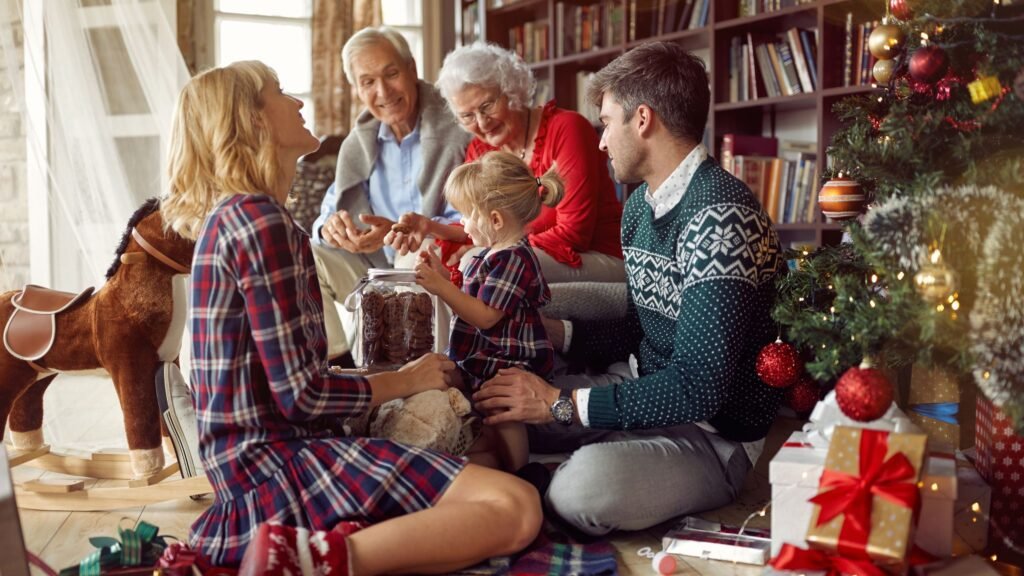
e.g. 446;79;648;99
332;80;471;220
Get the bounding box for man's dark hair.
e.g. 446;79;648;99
586;41;710;143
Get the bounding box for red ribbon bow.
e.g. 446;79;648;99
770;544;886;576
809;428;919;559
158;542;199;575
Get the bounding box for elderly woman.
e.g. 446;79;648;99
394;43;624;283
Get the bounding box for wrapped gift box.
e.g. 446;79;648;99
770;430;957;559
906;364;961;450
952;452;990;554
805;426;928;565
974;396;1024;547
769;432;828;557
916;451;956;558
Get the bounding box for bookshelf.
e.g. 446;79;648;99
456;0;887;247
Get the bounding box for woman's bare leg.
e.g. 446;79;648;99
346;463;542;575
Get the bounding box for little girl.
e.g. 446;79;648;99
414;151;564;472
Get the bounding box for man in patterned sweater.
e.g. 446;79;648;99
473;41;784;536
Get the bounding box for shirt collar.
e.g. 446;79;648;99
645;143;708;218
377;116;421;143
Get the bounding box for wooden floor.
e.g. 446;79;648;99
11;374;781;575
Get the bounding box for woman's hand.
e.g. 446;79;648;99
384;213;430;256
414;248;452;295
398;352;456;395
473;368;560;425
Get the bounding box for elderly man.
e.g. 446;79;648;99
472;42;784;536
312;27;471;361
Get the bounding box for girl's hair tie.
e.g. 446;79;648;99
536;177;544;197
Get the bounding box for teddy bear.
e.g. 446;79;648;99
368;388;476;455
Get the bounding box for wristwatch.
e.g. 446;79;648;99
550;389;574;426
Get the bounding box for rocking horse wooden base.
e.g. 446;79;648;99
6;444;213;512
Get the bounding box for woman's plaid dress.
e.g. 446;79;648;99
188;194;464;566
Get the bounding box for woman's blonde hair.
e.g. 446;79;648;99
161;61;281;240
445;151;564;227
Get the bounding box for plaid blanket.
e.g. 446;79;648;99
451;522;617;576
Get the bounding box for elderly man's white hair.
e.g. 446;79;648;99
341;26;416;85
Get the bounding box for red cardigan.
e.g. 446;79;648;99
465;102;623;267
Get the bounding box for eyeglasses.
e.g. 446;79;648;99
456;97;502;126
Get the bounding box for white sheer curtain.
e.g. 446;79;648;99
0;0;189;450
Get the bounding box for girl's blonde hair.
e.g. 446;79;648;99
445;151;564;227
161;61;281;240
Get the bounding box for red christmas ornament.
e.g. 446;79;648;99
890;0;912;20
909;45;949;84
835;364;894;421
785;375;820;414
756;338;804;388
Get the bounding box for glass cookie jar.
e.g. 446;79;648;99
344;268;436;370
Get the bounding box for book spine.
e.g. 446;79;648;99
843;12;853;87
800;29;818;90
787;28;813;93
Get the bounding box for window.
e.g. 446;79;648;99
213;0;315;126
209;1;428;126
382;0;424;72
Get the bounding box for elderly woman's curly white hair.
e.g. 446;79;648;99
435;42;536;112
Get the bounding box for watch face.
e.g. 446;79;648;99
551;398;574;425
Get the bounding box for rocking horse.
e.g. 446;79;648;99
1;198;196;488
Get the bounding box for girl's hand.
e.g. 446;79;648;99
398;353;456;395
414;248;451;295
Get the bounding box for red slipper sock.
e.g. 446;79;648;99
239;522;350;576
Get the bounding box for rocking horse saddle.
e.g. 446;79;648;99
4;284;95;363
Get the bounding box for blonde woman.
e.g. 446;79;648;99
162;61;540;574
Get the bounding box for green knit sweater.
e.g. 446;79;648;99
572;159;784;442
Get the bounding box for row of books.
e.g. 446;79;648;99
727;28;818;101
461;2;481;46
508;20;550;63
631;0;711;40
737;0;816;18
555;1;625;58
720;135;820;224
843;15;880;87
574;71;601;125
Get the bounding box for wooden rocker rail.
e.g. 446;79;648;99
7;444;214;511
14;474;213;511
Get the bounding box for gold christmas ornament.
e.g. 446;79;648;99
914;249;959;303
818;176;867;221
868;24;906;60
968;75;1002;104
873;59;897;84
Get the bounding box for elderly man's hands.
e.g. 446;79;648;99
473;368;560;425
384;212;430;256
322;210;393;254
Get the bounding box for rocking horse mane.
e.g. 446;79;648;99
105;197;161;280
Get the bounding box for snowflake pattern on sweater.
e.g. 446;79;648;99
582;159;784;442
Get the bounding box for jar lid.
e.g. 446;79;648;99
367;268;417;283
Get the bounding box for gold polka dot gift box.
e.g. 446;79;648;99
806;426;928;569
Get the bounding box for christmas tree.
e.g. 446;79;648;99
773;0;1024;426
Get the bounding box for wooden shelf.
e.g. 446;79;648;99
715;92;817;112
455;0;884;247
715;4;818;30
820;84;879;98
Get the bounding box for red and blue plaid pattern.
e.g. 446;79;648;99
188;194;464;566
448;239;554;387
